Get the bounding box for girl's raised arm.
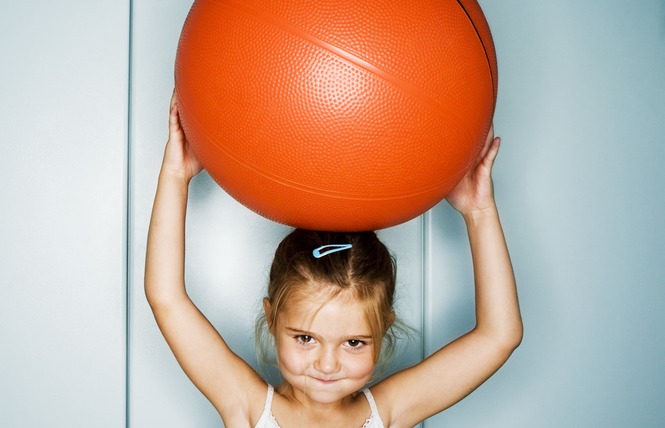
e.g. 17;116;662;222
374;127;523;427
144;93;266;424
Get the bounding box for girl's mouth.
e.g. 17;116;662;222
313;377;339;384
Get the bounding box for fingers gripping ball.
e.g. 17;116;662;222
175;0;497;231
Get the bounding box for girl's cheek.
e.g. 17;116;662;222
278;346;311;373
344;354;375;378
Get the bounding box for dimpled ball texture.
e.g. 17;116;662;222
175;0;497;231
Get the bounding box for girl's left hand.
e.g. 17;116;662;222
160;91;203;182
445;125;501;216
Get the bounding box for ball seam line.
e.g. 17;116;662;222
176;92;461;201
215;0;476;145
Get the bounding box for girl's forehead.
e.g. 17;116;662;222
285;286;352;310
279;290;371;334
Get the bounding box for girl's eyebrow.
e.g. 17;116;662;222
285;327;372;340
286;327;315;336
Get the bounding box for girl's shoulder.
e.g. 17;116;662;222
254;384;279;428
215;375;269;427
363;384;395;428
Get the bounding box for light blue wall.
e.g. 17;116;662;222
2;1;664;427
424;1;665;426
0;1;129;426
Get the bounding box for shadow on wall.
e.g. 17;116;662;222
661;0;665;38
428;202;474;341
189;171;220;203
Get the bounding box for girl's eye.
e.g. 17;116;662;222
346;339;366;348
296;335;315;344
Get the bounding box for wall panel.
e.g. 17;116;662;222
424;1;665;426
128;1;424;426
0;1;129;426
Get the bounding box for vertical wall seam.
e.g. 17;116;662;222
125;0;134;426
421;211;430;362
420;210;431;428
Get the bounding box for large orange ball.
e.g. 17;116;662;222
175;0;497;231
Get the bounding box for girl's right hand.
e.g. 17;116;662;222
445;125;500;217
160;91;203;182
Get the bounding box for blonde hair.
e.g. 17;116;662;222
255;229;404;373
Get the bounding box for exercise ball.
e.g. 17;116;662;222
175;0;497;231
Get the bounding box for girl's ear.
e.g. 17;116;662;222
263;298;273;330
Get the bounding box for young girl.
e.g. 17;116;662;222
145;93;522;427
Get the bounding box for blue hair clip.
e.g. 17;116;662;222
312;244;353;259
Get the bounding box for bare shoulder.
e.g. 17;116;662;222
368;372;419;428
367;360;443;428
215;370;269;427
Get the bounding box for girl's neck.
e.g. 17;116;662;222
276;381;361;416
272;382;373;428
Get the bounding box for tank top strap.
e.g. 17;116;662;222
361;388;379;414
263;384;275;411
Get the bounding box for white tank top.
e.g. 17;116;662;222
254;384;385;428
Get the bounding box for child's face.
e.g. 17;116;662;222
274;290;376;404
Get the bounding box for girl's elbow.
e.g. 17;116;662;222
490;322;523;355
490;325;522;365
503;321;524;353
144;282;189;312
509;324;523;351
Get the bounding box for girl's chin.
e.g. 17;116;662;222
280;379;359;404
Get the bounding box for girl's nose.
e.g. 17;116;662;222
314;347;340;375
